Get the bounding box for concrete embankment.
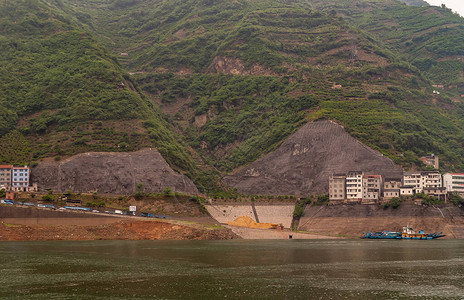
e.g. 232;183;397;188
205;203;295;228
298;203;464;239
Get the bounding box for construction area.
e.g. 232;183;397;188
205;204;294;228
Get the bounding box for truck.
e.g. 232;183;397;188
141;212;167;219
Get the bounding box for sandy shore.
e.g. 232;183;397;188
225;225;342;239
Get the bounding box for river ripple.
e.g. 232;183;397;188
0;240;463;299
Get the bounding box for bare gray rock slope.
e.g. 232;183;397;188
225;120;402;196
31;149;198;194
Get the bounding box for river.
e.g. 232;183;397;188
0;240;463;299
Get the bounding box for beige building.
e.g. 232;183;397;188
400;186;415;196
423;187;447;201
362;175;382;203
329;174;346;203
383;189;400;199
383;178;401;199
0;165;12;189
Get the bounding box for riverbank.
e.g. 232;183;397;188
0;219;238;241
0;205;238;241
299;202;464;239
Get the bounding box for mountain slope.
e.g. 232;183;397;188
3;0;464;196
0;0;216;193
20;0;464;173
225;120;403;196
311;0;464;98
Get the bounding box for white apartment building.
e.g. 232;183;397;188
346;171;363;201
12;166;30;188
403;172;421;192
403;171;441;193
443;173;464;193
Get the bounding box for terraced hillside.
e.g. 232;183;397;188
311;0;464;98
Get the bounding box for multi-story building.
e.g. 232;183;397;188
419;154;439;170
422;171;442;189
423;187;447;201
12;166;29;189
383;178;401;199
0;165;12;189
362;175;382;203
346;171;363;201
403;172;421;192
328;174;346;203
403;171;441;193
443;173;464;194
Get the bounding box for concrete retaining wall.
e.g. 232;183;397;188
205;204;294;228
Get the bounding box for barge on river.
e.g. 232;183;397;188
361;226;445;240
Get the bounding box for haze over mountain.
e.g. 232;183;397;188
2;0;464;195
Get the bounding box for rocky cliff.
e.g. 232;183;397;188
31;149;198;194
225;120;403;196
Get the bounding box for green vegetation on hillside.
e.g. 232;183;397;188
136;73;319;170
311;0;464;96
0;0;220;193
3;0;464;195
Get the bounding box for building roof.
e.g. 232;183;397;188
12;166;29;170
445;173;464;176
403;172;421;176
331;173;346;177
0;165;13;168
421;171;440;175
363;175;381;178
384;178;401;182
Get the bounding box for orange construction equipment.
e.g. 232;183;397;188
226;216;279;229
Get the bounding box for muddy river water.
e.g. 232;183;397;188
0;240;463;299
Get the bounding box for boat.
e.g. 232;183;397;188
361;226;445;239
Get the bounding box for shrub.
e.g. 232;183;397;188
449;192;464;206
383;197;402;209
162;187;173;197
413;192;443;205
86;200;105;207
41;194;54;202
293;203;304;218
